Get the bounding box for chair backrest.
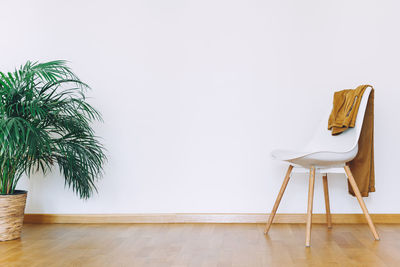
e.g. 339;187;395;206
303;87;372;153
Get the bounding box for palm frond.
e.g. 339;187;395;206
0;60;105;198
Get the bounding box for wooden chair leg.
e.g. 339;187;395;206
264;165;293;234
305;166;315;247
344;166;380;241
322;174;332;229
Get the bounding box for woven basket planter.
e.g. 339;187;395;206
0;190;27;241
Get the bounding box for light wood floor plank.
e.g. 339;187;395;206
0;223;399;266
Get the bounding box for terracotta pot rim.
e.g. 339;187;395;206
0;190;27;196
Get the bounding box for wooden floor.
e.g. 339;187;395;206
1;223;400;267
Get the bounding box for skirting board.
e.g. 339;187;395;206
24;213;400;224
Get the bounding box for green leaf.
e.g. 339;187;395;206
0;60;106;197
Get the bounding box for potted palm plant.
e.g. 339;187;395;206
0;60;105;241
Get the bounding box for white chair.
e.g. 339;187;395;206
264;87;379;247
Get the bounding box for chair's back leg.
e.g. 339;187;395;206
322;174;332;229
264;165;293;234
305;166;316;247
344;166;380;241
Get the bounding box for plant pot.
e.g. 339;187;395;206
0;190;27;241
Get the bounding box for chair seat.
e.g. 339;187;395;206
271;146;358;168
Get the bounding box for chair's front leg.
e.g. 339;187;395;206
322;174;332;229
344;166;380;241
264;165;293;234
306;166;316;247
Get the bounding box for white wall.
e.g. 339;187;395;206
1;0;400;214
